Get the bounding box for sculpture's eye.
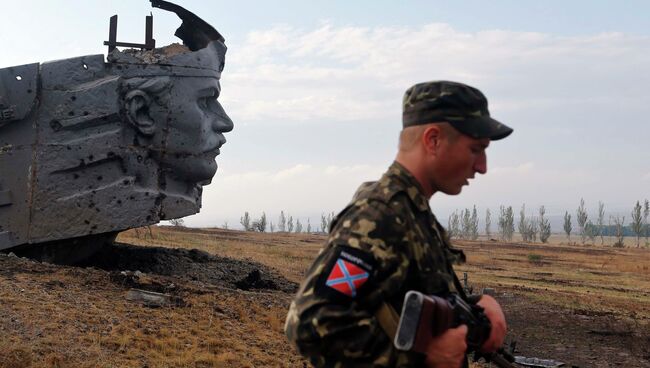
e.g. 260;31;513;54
198;89;219;110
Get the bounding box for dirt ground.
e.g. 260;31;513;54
0;227;648;368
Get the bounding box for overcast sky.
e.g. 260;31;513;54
1;1;648;230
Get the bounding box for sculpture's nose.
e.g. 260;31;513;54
212;101;233;133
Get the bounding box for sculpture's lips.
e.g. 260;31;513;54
202;145;222;156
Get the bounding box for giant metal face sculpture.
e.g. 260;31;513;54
0;1;232;252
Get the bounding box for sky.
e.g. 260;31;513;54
1;0;649;231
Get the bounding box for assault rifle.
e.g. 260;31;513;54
394;290;517;367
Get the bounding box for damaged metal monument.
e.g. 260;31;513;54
0;0;233;262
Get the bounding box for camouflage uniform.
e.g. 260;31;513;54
285;161;466;367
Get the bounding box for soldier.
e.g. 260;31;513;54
285;81;512;368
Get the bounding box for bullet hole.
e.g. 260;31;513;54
73;174;79;179
117;200;122;205
88;155;94;161
83;111;89;116
66;146;72;151
107;152;115;157
84;220;90;225
68;111;74;116
146;216;152;221
122;179;130;185
97;176;103;181
49;120;62;131
91;225;98;230
27;89;32;94
137;155;143;163
71;96;77;101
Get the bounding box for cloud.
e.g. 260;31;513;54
221;24;650;125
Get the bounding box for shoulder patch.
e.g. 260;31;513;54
318;246;376;299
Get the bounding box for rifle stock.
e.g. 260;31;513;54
394;290;517;368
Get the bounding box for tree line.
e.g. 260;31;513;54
447;199;649;247
170;199;649;248
232;211;337;234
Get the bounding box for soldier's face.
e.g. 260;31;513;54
150;76;233;184
431;133;489;195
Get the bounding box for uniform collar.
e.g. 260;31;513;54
385;161;431;213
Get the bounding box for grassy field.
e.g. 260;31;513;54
0;226;648;367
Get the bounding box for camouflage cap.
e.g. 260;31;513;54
402;80;513;140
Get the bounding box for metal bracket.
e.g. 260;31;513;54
104;13;156;53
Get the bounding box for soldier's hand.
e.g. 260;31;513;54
424;324;468;368
476;294;507;352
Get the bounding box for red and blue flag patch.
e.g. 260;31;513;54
325;256;370;297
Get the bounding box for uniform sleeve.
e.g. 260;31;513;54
284;200;422;367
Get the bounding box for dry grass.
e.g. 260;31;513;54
454;240;650;321
1;226;648;367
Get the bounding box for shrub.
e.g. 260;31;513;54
527;253;543;264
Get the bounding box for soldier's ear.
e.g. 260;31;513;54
124;90;155;136
422;125;442;156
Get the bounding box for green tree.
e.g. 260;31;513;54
597;201;605;245
240;211;251;231
252;212;267;232
611;215;626;247
295;218;303;233
321;213;328;233
563;211;572;243
631;201;643;248
498;205;514;242
470;205;479;240
288;215;294;233
448;210;460;239
643;199;650;247
539;206;551;243
518;204;527;242
278;211;287;232
585;220;596;244
485;208;492;238
461;208;471;239
576;198;588;244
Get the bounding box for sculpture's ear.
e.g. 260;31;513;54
124;90;155;136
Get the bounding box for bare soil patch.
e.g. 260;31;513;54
79;242;296;293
